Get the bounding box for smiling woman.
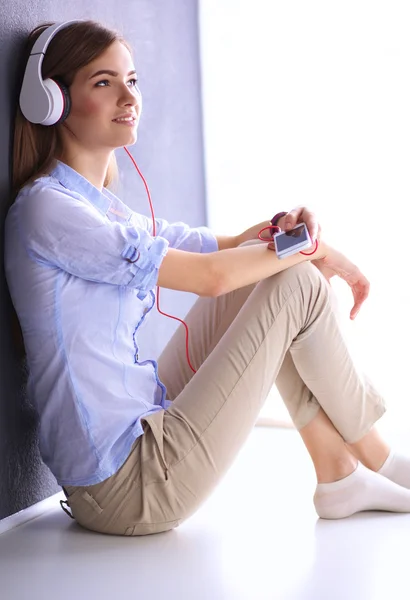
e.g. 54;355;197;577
12;21;140;194
6;19;410;539
56;41;141;189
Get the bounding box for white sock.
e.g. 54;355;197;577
378;450;410;489
314;462;410;519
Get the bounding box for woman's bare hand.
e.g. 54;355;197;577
278;206;322;243
312;248;370;320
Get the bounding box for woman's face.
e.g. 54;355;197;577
63;40;142;151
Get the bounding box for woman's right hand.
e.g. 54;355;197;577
312;246;370;320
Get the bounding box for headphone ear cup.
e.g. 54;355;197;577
41;78;70;126
53;79;71;124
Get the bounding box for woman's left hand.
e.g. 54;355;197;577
236;206;321;246
278;206;321;244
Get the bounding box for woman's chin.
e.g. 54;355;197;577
127;130;138;144
113;130;138;148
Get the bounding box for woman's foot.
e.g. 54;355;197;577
348;428;410;489
314;462;410;519
377;450;410;489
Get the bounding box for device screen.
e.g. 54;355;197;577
275;223;308;252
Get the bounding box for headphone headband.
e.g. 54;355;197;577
30;21;78;57
19;20;79;126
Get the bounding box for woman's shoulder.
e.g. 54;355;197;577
18;173;67;199
9;176;79;231
14;175;80;216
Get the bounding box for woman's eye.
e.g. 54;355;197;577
95;78;139;88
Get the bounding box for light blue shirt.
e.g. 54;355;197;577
4;161;218;486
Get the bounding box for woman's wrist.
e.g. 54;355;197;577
313;239;329;261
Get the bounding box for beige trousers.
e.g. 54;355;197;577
65;254;385;535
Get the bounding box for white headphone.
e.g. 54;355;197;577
19;21;78;126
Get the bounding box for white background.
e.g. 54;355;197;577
199;1;410;434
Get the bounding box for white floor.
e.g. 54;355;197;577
1;427;410;600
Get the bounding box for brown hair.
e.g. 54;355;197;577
12;19;132;197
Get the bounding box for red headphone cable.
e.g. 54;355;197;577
124;146;198;374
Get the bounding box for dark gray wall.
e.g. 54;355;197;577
0;0;207;519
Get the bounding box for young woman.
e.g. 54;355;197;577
5;19;410;536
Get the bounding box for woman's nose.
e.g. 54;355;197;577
123;90;141;113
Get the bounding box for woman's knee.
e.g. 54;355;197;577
270;261;325;292
255;263;330;318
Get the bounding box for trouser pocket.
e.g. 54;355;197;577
141;411;169;481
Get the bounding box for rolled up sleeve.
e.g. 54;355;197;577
121;230;169;299
17;185;169;299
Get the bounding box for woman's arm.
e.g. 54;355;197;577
215;234;240;250
214;220;272;250
157;239;328;297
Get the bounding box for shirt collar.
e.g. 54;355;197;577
50;160;112;216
